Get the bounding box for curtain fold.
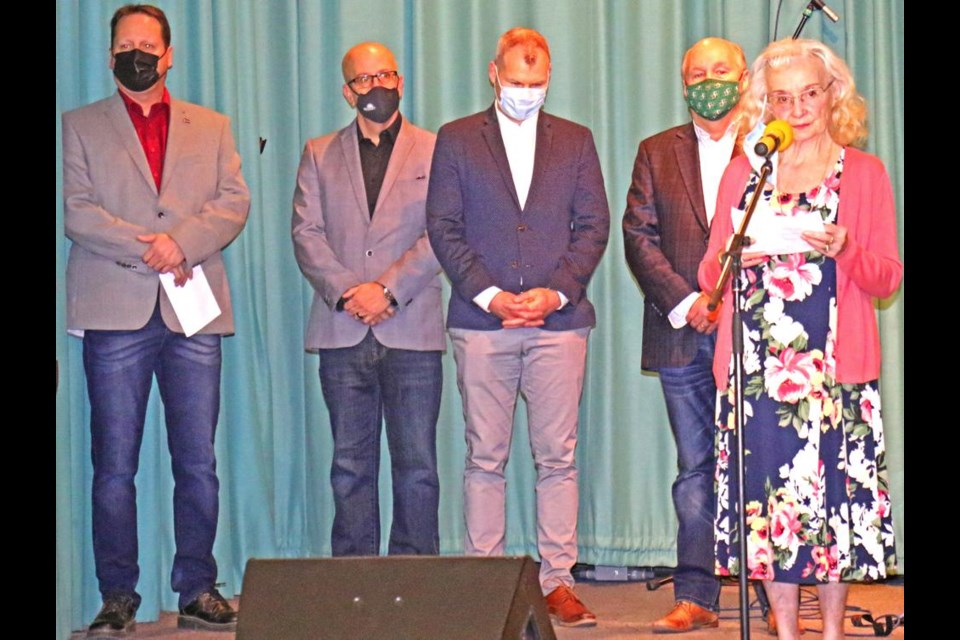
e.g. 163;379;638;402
56;1;904;636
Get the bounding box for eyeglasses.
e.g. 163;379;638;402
767;79;835;110
348;70;399;90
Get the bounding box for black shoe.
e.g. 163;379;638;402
178;588;238;631
87;594;138;638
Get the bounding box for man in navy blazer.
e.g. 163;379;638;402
427;27;608;628
293;42;444;558
622;37;747;634
63;5;249;636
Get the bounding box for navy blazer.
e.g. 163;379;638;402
427;106;609;331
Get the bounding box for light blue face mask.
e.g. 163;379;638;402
496;68;547;121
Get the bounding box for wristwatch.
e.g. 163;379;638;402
377;282;399;307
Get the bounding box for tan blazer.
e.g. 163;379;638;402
292;117;444;352
63;93;250;335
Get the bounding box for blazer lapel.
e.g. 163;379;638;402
104;94;157;195
480;105;522;211
339;121;372;226
674;124;709;233
523;111;553;214
160;101;191;195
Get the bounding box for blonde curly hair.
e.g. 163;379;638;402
739;38;868;148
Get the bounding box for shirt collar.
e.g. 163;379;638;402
494;101;539;131
357;113;403;145
118;86;171;118
692;119;738;145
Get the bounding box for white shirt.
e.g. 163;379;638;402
667;121;737;329
473;105;567;312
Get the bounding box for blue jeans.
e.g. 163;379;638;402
658;332;721;611
318;331;442;556
83;304;222;608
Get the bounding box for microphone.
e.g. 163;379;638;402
753;120;794;157
811;0;840;22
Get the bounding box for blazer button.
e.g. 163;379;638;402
517;224;527;232
365;250;374;257
157;211;165;218
510;260;519;268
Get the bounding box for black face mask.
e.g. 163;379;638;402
354;86;400;124
113;49;165;92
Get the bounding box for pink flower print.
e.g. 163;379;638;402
809;544;841;581
770;500;803;550
824;173;841;193
877;490;890;519
762;253;822;301
861;395;877;424
764;348;825;404
748;548;773;580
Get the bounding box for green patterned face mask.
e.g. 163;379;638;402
685;79;740;121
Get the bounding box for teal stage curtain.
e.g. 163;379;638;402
56;1;904;636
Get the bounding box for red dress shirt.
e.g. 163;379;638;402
118;88;171;191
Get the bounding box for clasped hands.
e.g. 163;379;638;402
489;288;561;329
342;282;396;326
138;233;192;287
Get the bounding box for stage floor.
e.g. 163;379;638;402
71;578;904;638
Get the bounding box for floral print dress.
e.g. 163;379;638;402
714;149;897;584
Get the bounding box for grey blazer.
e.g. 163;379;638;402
63;93;250;335
292;117;444;352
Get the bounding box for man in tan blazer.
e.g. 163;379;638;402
292;42;444;558
62;5;249;637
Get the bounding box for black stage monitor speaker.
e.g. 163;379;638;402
236;555;557;640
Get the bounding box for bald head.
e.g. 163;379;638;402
681;37;746;85
342;42;398;83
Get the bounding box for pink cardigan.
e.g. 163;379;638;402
698;147;903;390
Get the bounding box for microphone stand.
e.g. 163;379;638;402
793;0;837;39
706;156;774;640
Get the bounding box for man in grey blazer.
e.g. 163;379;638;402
622;37;746;634
427;28;608;628
63;5;249;637
292;42;444;558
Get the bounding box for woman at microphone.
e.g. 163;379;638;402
698;38;901;640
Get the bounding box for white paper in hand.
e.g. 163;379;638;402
731;206;825;256
159;265;222;337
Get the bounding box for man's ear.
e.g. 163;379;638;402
488;60;499;90
342;83;357;109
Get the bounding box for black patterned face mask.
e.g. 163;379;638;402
355;86;400;124
685;79;740;121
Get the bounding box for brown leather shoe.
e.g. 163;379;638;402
652;601;719;634
544;585;597;628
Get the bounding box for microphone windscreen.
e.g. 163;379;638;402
765;119;794;152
